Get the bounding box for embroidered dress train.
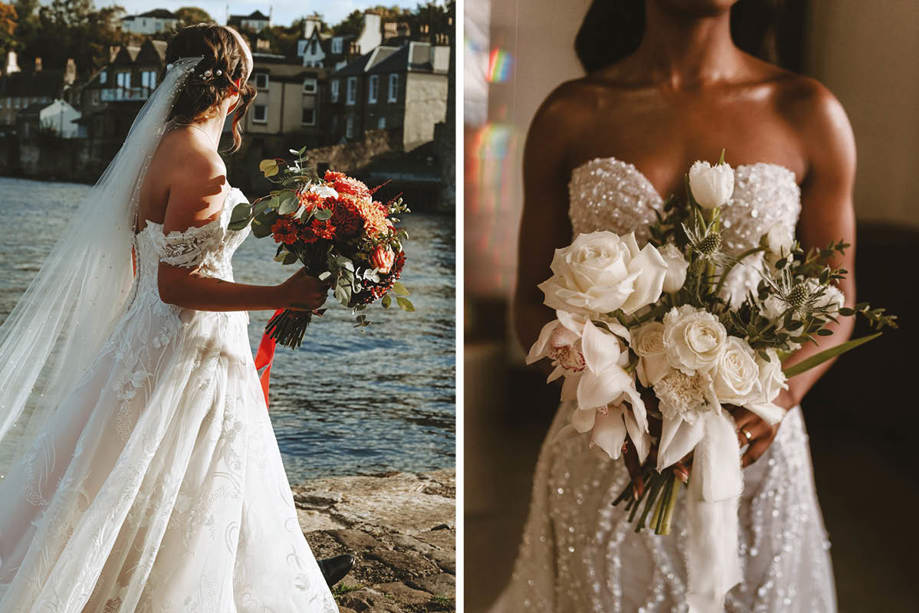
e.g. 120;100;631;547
492;158;836;612
0;186;338;611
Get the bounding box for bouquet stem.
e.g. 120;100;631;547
265;309;314;349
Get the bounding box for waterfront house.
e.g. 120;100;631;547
17;99;81;139
240;52;324;148
228;10;271;34
119;9;181;35
325;41;450;151
0;56;77;135
296;11;382;71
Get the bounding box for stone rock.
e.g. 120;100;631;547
410;572;456;598
376;581;433;605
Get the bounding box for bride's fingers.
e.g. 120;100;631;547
736;417;768;448
742;438;771;467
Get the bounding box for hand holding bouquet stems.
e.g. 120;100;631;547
527;151;896;611
230;147;415;348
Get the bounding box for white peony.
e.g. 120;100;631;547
308;183;339;199
631;321;670;387
689;161;734;209
659;243;689;293
538;231;669;317
662;305;728;375
712;336;761;405
765;223;794;257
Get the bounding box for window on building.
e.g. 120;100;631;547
388;73;399;102
330;79;340;103
345;114;354;138
99;71;107;85
116;71;131;90
302;107;315;126
254;72;269;90
332;38;343;54
141;70;157;90
302;77;317;94
346;77;357;105
253;104;267;123
368;75;379;103
377;116;386;129
310;40;318;54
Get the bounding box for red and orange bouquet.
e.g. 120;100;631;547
230;148;413;348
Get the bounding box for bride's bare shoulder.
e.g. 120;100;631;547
156;128;227;187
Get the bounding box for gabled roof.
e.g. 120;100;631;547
333;46;399;77
365;42;449;75
121;8;178;20
230;10;269;21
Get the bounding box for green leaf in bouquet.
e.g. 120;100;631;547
228;202;253;230
278;191;299;215
783;332;882;378
252;210;279;238
334;283;352;306
259;158;279;177
382;293;392;308
313;207;333;221
396;296;415;312
282;251;299;265
273;248;289;263
816;329;833;336
392;281;410;296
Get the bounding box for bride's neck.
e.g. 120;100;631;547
183;107;228;150
633;2;743;88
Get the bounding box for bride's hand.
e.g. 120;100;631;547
277;268;330;311
730;390;795;467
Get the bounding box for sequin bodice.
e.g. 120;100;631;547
568;157;801;253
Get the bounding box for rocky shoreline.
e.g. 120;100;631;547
295;469;456;612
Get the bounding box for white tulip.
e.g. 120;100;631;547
689;160;734;209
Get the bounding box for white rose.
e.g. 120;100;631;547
765;224;794;257
538;231;669;317
757;349;788;403
712;336;761;405
689;160;734;209
632;321;670;387
659;243;689;293
662;305;728;375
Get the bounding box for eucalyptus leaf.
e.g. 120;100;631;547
783;333;882;378
278;192;299;215
396;296;415;312
313;208;332;221
392;281;410;296
382;293;392;308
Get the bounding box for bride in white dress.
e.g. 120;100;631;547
0;25;338;611
494;1;856;611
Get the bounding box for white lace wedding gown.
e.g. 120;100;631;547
0;187;338;612
492;158;837;612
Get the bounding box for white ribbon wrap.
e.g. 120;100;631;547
684;411;744;613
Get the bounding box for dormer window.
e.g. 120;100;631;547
332;38;343;54
303;77;317;94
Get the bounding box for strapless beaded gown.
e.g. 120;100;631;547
0;188;338;612
492;158;836;612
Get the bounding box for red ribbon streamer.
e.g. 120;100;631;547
254;309;283;408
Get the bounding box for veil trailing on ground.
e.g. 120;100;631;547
0;56;203;478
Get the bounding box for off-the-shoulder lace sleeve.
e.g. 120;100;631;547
159;220;224;268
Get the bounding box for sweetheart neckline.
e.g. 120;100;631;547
570;156;799;203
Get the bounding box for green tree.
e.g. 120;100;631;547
0;2;18;51
175;6;213;26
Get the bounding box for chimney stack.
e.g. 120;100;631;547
34;57;42;72
64;58;76;85
5;51;19;75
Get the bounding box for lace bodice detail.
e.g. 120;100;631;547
133;187;250;291
568;157;801;254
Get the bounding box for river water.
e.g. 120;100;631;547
0;177;455;483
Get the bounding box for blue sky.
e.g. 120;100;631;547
105;1;431;30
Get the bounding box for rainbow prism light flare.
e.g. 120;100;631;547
487;48;513;83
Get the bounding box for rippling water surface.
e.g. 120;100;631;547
0;177;456;482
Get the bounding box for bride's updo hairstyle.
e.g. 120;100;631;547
575;0;805;74
165;24;256;152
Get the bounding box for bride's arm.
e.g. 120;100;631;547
157;149;327;312
734;81;857;465
513;86;580;352
779;82;858;408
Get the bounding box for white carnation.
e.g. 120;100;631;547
654;369;716;424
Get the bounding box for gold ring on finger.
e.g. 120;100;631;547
742;429;753;442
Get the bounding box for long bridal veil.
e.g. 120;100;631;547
0;56;202;479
